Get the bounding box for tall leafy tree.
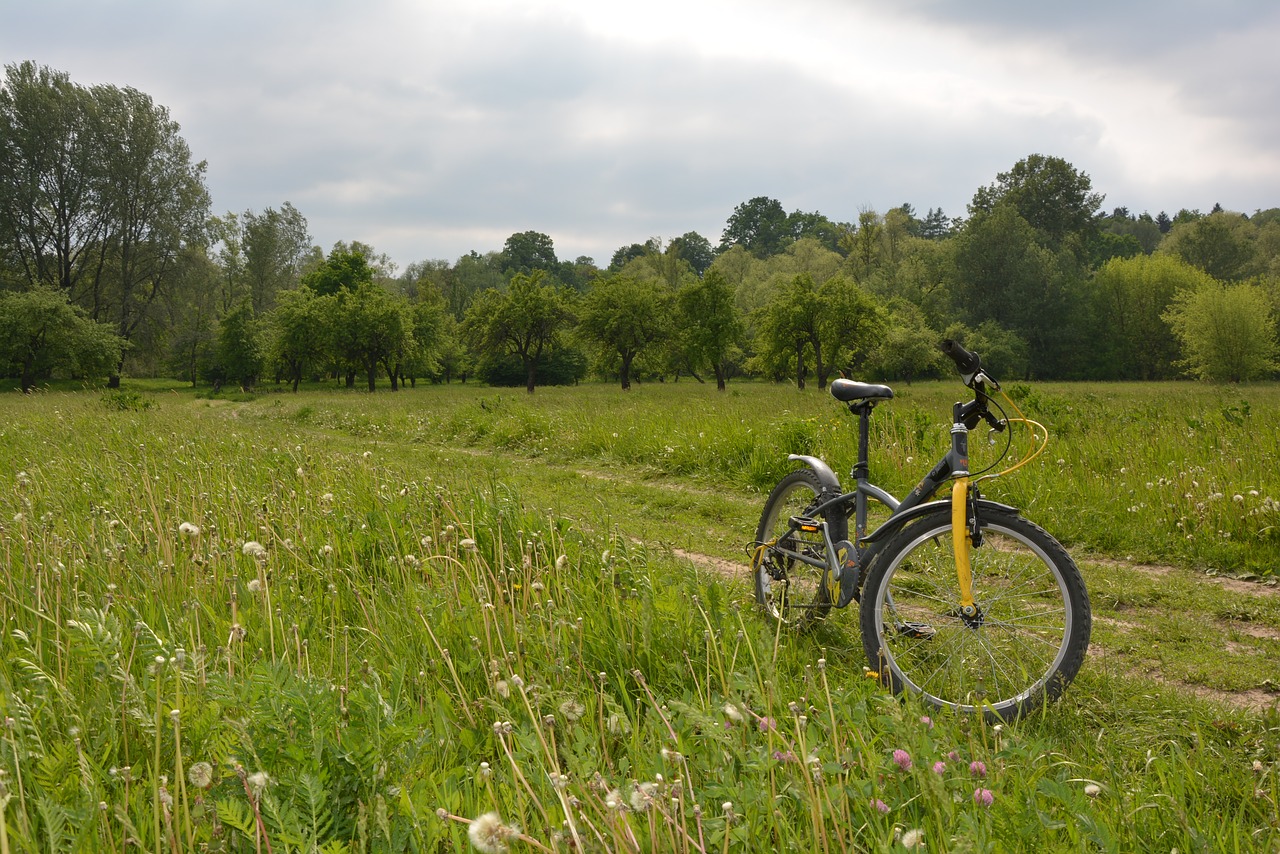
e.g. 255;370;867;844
969;154;1103;256
677;268;742;390
241;202;311;312
720;196;791;257
1159;210;1259;281
1090;254;1209;380
501;231;558;274
267;285;329;391
669;231;715;275
207;301;262;392
577;274;673;390
301;246;373;295
462;271;574;393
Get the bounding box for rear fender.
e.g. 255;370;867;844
787;454;842;496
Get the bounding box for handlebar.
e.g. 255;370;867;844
940;339;1004;431
939;338;981;378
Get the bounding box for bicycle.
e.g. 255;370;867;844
750;340;1090;721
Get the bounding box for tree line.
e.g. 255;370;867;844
3;62;1279;393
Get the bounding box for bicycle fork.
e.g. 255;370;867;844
950;412;979;618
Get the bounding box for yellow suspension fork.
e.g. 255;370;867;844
951;477;977;614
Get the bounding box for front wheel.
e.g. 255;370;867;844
859;507;1090;720
753;470;848;629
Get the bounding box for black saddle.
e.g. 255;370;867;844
829;379;894;403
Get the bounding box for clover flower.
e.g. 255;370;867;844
973;788;994;807
870;798;890;814
969;760;987;778
892;749;912;772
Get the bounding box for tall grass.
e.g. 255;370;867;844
0;385;1275;851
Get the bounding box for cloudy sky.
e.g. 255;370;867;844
5;0;1279;270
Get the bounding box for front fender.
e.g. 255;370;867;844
787;454;842;495
859;498;1019;545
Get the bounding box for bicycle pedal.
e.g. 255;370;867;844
788;515;823;533
897;621;936;640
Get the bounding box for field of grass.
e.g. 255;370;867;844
0;378;1277;851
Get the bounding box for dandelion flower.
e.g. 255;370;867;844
630;782;657;812
604;789;624;811
321;492;335;502
242;541;267;559
1084;783;1101;798
247;578;262;594
973;788;994;807
179;522;200;537
188;761;213;789
468;811;516;853
460;538;478;551
723;703;744;723
247;771;270;796
892;749;912;772
901;828;925;849
558;699;585;721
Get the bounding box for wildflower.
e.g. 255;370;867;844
932;761;946;775
920;715;932;729
604;788;625;811
870;797;890;814
773;750;797;763
901;828;925;849
247;771;270;796
362;451;372;459
321;544;334;556
1253;760;1265;774
892;749;912;772
321;492;335;502
723;703;744;723
460;538;478;551
757;716;777;732
555;554;569;571
948;750;961;763
179;522;200;537
188;762;214;789
973;788;994;807
630;782;657;812
247;578;262;594
559;699;585;721
969;760;987;778
242;541;267;559
468;811;517;853
1084;783;1101;798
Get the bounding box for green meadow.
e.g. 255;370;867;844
1;379;1277;852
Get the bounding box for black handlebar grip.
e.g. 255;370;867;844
939;339;981;375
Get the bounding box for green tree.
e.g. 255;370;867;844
969;154;1103;256
577;274;673;390
1163;281;1278;382
501;231;558;274
669;231;715;275
301;246;374;296
0;287;123;391
677;269;743;390
241;202;311;312
462;271;574;393
720;196;791;257
1090;254;1211;380
756;273;882;389
208;301;262;392
337;282;414;392
1159;210;1259;281
267;286;329;391
866;299;943;383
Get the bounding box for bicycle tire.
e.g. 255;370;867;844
753;469;849;629
859;506;1090;720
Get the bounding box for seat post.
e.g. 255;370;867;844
852;402;874;484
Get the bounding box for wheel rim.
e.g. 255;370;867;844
756;479;830;625
871;520;1074;715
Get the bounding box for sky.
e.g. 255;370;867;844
4;0;1279;271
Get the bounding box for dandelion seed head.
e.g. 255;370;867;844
467;811;516;853
558;699;585;721
247;771;270;796
188;762;213;789
179;522;200;537
241;541;267;559
1084;783;1101;797
901;828;925;849
247;578;262;593
630;781;658;812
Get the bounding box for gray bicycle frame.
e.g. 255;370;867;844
775;387;1004;609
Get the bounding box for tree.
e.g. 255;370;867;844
0;287;123;391
677;269;743;390
336;282;414;392
720;196;791;257
267;285;329;391
462;271;574;393
866;300;944;383
577;274;673;390
301;246;374;295
1163;281;1278;382
208;301;262;392
609;242;649;272
756;273;883;389
1159;210;1259;281
969;154;1103;255
501;231;558;274
1090;254;1210;380
670;231;715;275
241;202;311;312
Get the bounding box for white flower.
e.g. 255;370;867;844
1084;783;1101;798
901;828;925;849
178;522;200;537
468;811;517;853
247;578;262;594
242;541;267;559
320;492;335;502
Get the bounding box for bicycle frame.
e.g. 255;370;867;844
777;392;998;610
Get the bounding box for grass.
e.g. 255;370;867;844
0;379;1277;851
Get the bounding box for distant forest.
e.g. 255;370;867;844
3;61;1279;393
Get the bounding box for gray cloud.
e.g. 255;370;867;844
3;0;1277;269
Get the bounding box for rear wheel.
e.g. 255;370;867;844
859;507;1090;720
753;470;848;629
